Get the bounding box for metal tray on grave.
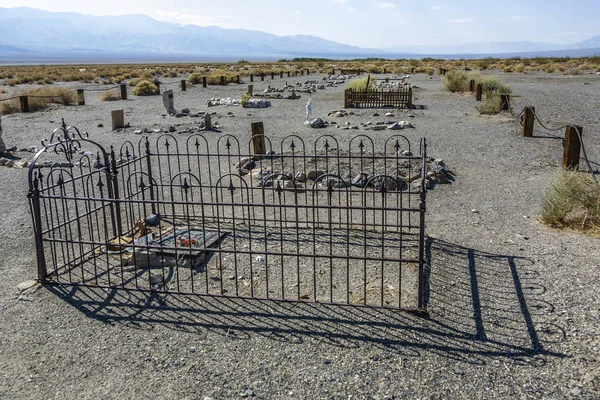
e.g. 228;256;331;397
152;228;224;258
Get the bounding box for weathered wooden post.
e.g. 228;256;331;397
522;106;535;137
344;89;350;108
475;84;483;101
332;68;335;75
202;76;207;88
411;67;415;74
280;71;283;78
287;71;290;77
111;109;125;131
77;89;85;105
271;72;275;79
181;80;186;91
251;122;265;155
155;81;160;93
20;96;29;112
306;69;310;75
500;94;510;111
120;84;127;100
383;68;387;74
301;69;304;76
469;79;475;92
220;76;225;85
563;125;583;169
408;87;413;109
261;73;264;81
204;113;212;130
236;75;240;84
247;84;254;96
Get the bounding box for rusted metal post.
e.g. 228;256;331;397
120;84;127;100
500;94;510;111
522;106;535;137
77;89;85;105
202;76;207;88
475;84;483;101
563;125;583;169
181;80;186;91
20;96;29;112
251;122;265;155
29;178;47;281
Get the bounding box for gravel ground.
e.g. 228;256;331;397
1;70;599;399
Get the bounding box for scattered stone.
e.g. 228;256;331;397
169;126;176;132
570;387;582;396
454;366;465;375
5;160;14;168
294;171;307;183
307;169;327;181
399;120;414;128
388;122;403;130
97;123;104;128
370;176;406;191
350;125;359;130
181;108;190;114
384;112;394;117
17;279;38;292
351;173;370;188
310;118;326;129
372;112;380;117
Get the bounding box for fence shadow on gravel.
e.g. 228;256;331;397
47;237;566;365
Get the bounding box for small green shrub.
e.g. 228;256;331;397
443;70;469;92
133;80;159;96
346;76;375;91
241;93;251;107
541;170;600;233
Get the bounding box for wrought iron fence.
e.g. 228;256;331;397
28;120;428;310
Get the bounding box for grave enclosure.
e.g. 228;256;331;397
28;122;428;311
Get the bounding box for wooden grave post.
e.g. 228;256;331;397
181;80;186;91
120;84;127;100
77;89;85;105
563;125;583;169
251;122;266;155
247;84;254;96
475;84;483;101
111;109;125;131
469;79;475;92
20;96;29;112
500;94;510;111
204;113;212;130
522;106;535;137
250;74;254;82
220;76;226;85
202;76;207;88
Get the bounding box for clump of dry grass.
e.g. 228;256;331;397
443;70;470;92
541;170;600;234
99;90;121;101
346;76;376;91
0;87;75;115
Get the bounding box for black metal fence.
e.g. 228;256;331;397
28;121;428;310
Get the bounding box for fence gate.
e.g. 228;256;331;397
29;121;428;311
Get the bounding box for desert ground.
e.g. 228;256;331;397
0;69;599;399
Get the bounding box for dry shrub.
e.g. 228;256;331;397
100;90;120;101
541;170;600;234
133;80;159;96
0;87;75;115
476;92;503;114
188;73;203;84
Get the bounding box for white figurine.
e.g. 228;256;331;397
305;98;312;121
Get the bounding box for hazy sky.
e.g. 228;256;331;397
0;0;598;48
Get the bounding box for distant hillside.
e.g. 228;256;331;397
0;7;599;62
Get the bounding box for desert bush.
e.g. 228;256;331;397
541;170;600;233
476;91;503;114
188;73;203;84
443;70;470;92
100;90;120;101
346;76;375;91
133;80;159;96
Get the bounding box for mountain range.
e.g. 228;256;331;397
1;7;599;63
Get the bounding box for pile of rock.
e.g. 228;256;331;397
206;98;241;107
